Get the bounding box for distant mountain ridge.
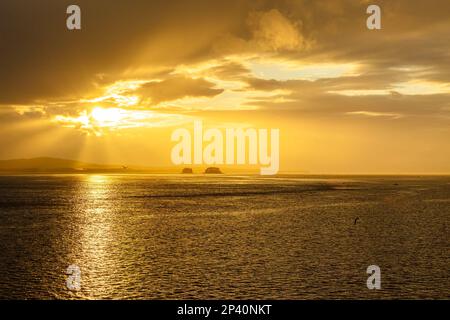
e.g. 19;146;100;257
0;157;117;172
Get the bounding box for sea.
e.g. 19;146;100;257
0;174;448;299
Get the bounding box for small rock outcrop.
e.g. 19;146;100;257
204;167;222;174
182;168;193;174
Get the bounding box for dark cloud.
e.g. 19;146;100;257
281;0;450;79
0;0;449;123
1;0;449;104
0;0;262;104
0;106;46;123
243;72;450;121
206;61;251;81
138;76;223;104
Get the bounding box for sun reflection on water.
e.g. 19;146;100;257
74;175;118;298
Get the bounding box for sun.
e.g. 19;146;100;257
91;107;125;127
52;106;191;136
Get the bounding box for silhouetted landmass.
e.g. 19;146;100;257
182;168;193;174
0;157;128;173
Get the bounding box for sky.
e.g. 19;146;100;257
0;0;449;173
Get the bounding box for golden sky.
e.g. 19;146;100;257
0;0;449;173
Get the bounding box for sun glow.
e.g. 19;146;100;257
82;80;147;107
91;107;126;127
52;107;192;135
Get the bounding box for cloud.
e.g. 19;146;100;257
247;9;304;51
0;0;259;104
138;76;224;104
0;106;46;123
1;0;448;105
0;0;449;129
213;8;307;55
346;111;403;119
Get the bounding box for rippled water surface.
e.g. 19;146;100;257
0;174;448;299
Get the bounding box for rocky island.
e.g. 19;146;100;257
204;167;222;174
